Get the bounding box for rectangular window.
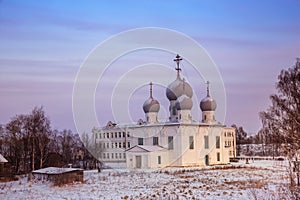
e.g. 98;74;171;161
107;133;109;138
115;142;118;148
99;133;101;138
158;156;161;164
103;133;105;138
128;142;130;148
217;152;220;161
115;132;117;138
111;133;113;138
168;136;174;150
111;143;114;148
189;136;194;149
123;153;126;159
123;142;126;148
107;153;110;159
119;142;121;148
112;153;114;159
127;133;130;137
106;143;109;148
119;132;121;138
216;136;220;149
123;132;125;137
116;153;118;159
119;153;122;158
138;138;144;145
204;136;209;149
153;137;159;145
103;153;106;159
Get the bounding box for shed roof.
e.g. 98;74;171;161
0;154;8;163
32;167;83;175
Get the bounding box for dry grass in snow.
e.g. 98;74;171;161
0;160;291;200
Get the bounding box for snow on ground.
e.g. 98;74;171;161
0;160;290;200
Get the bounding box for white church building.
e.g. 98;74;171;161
93;55;236;169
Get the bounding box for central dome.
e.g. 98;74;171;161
166;77;193;101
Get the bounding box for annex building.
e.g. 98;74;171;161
93;55;236;169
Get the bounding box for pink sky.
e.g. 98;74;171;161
1;0;300;134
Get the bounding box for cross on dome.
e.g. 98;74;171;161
206;81;210;97
149;81;153;98
174;54;182;77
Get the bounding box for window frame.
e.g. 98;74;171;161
153;137;159;145
204;136;209;149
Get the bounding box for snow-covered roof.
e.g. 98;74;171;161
32;167;83;175
126;145;167;152
0;154;8;163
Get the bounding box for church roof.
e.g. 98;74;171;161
126;145;167;152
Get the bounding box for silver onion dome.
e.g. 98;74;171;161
166;77;193;101
200;97;217;111
200;81;217;111
143;82;160;113
175;94;193;110
143;98;160;113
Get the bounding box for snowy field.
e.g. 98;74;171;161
0;160;291;200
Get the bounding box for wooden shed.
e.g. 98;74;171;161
32;167;83;185
0;154;8;179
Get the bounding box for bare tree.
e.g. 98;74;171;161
58;129;76;164
3;107;53;173
28;107;52;170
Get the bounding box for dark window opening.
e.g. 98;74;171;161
138;138;144;145
153;137;159;145
168;136;174;150
189;136;194;149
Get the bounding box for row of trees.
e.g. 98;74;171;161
232;125;260;145
259;59;300;192
0;107;99;174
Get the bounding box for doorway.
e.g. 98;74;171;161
136;155;142;168
205;155;209;166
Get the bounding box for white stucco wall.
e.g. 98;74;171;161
95;123;234;169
